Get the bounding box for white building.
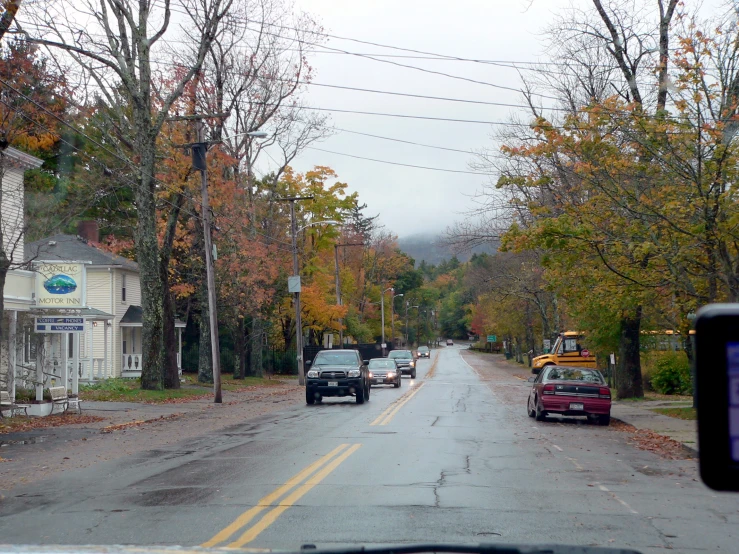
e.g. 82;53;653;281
0;147;185;410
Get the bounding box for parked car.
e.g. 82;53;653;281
305;350;370;405
446;339;454;346
388;349;416;378
527;365;611;425
368;358;401;388
417;346;430;358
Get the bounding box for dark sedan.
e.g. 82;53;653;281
417;346;430;358
305;350;371;405
388;349;416;378
368;358;401;388
527;366;611;425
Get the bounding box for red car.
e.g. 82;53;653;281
527;365;611;425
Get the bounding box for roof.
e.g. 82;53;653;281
121;305;186;328
3;147;43;170
25;234;139;272
28;307;114;319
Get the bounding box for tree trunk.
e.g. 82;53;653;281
250;316;263;377
234;317;246;379
616;307;644;399
162;287;179;389
135;127;165;390
198;310;213;383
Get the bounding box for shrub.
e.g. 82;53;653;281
650;352;692;395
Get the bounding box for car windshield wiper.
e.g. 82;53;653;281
297;543;641;554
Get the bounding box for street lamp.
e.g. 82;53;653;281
391;293;404;349
380;287;393;356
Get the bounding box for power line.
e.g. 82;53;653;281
333;127;479;155
306;147;488;175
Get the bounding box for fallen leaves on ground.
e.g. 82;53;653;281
0;414;104;435
612;419;694;460
100;413;184;433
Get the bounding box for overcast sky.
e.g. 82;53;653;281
253;0;722;238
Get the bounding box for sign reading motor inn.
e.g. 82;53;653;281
34;262;85;307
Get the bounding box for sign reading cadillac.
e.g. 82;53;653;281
34;263;85;306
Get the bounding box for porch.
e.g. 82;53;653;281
120;306;185;378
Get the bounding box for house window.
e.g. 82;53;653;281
123;338;127;354
122;274;127;302
68;333;74;358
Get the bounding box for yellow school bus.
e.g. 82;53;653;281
531;331;597;374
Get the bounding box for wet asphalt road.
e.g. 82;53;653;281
1;346;738;553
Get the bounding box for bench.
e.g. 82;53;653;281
49;386;82;415
0;390;30;418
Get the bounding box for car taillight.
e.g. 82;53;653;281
543;384;555;395
599;387;611;399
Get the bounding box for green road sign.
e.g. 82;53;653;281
487;335;497;342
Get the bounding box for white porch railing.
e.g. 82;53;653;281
122;353;142;373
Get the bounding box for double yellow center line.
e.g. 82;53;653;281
370;382;425;426
202;443;361;548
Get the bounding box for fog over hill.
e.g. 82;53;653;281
397;233;497;267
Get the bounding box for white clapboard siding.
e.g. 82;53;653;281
86;269;111;364
1;167;25;266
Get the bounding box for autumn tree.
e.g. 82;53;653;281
24;0;233;389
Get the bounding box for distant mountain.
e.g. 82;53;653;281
397;233;497;266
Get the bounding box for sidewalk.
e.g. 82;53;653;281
611;400;698;453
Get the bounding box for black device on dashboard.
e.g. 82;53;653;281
695;304;739;491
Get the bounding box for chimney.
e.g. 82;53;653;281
77;220;100;243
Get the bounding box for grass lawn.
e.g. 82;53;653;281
617;393;694;402
650;407;697;420
80;375;287;403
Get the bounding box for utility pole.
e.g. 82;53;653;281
381;287;393;356
278;196;313;385
168;111;229;403
193;120;222;403
334;242;363;349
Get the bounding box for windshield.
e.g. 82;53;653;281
368;360;395;369
545;368;604;383
3;2;727;554
312;351;358;365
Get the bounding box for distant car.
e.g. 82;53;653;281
446;339;454;346
305;350;370;405
527;365;611;425
368;358;401;388
388;349;416;378
417;346;430;358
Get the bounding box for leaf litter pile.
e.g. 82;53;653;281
0;413;104;435
611;419;694;460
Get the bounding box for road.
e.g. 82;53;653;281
1;346;737;553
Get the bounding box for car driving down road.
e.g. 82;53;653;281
305;349;371;404
527;365;611;425
368;358;401;388
388;349;416;378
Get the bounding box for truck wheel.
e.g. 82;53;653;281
356;385;365;404
306;389;315;405
411;369;416;379
599;414;611;426
394;378;401;388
